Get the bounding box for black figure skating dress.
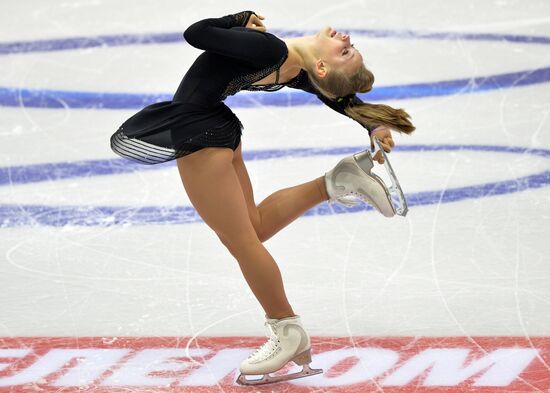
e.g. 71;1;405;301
110;11;376;164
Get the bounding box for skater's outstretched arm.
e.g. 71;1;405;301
289;78;380;134
318;93;381;134
291;78;395;163
290;77;397;160
183;11;286;68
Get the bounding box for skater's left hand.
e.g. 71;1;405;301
371;126;394;164
246;13;266;32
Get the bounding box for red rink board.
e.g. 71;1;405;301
0;336;549;392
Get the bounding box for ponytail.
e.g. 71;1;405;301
307;62;416;134
345;102;416;135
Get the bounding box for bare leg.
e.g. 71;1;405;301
233;145;330;242
177;147;294;320
256;176;329;241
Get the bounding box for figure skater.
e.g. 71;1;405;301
110;10;415;385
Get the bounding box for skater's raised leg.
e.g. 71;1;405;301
232;141;396;245
232;142;329;242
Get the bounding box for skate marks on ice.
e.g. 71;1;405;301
0;336;549;392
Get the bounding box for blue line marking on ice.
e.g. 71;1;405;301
1;29;549;227
1;66;550;109
1;29;550;109
1;29;550;56
2;144;549;186
1;144;549;228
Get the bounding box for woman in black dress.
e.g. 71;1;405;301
111;11;414;385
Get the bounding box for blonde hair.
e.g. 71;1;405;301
307;62;416;134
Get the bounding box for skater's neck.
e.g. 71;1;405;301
283;35;318;75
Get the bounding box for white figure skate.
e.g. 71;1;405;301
236;315;323;386
324;138;408;217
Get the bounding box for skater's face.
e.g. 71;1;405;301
314;26;364;77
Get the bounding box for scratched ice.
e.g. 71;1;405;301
0;0;549;391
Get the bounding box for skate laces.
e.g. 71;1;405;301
248;322;280;362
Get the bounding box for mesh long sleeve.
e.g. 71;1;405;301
288;73;378;135
316;93;378;136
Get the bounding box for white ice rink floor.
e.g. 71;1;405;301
0;1;549;392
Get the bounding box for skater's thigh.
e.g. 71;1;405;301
231;141;261;233
176;147;260;247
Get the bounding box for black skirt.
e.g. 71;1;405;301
110;101;243;165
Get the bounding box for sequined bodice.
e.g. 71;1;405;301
245;69;307;92
220;52;307;100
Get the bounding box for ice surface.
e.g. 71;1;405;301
0;0;549;344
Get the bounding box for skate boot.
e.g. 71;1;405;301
236;315;323;386
325;151;396;217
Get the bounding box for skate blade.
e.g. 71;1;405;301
355;138;408;217
373;138;408;216
236;364;323;386
352;151;396;217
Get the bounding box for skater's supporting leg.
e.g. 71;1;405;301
176;147;295;320
232;142;329;242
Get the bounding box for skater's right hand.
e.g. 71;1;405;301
371;126;394;164
246;13;266;32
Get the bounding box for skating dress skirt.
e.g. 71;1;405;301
110;11;374;165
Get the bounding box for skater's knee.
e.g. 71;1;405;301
217;224;269;244
248;226;271;244
216;231;262;255
257;230;271;243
